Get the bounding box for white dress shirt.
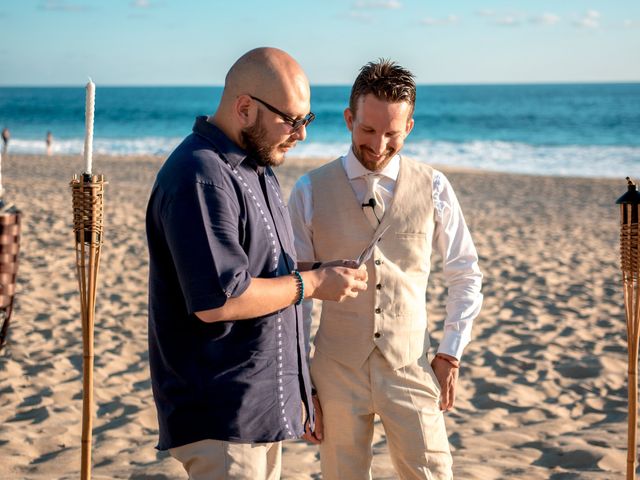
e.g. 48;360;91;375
288;148;483;360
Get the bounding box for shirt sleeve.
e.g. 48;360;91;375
288;174;315;356
288;174;315;263
431;171;483;360
163;181;251;314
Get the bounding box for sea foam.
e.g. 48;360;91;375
5;137;639;179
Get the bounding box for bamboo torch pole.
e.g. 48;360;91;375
71;78;105;480
617;177;640;479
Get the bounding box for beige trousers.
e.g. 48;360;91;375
311;348;453;480
169;438;282;480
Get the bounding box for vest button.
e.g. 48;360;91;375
374;332;381;338
376;283;382;290
375;307;381;314
374;259;382;265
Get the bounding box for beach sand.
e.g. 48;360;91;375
0;153;629;479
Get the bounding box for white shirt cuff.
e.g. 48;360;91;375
437;331;466;361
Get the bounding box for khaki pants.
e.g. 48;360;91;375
169;438;282;480
311;348;453;480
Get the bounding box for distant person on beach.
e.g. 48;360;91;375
288;59;483;479
1;128;9;155
145;47;367;480
45;131;53;156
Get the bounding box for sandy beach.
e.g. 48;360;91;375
0;153;629;479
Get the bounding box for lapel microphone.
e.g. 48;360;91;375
362;198;377;208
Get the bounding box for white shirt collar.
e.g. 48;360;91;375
342;147;400;181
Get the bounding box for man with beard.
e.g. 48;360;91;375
288;60;483;479
145;48;368;480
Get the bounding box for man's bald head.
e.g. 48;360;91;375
209;48;311;168
222;47;309;109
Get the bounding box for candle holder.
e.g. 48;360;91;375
70;172;106;480
617;177;640;479
0;204;21;351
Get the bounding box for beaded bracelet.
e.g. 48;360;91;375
435;353;460;369
292;270;305;305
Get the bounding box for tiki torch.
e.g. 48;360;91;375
0;149;22;351
70;78;106;480
617;177;640;479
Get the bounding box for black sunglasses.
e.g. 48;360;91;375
249;95;315;132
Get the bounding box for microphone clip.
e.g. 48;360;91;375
362;198;377;208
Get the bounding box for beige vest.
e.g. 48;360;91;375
309;156;435;370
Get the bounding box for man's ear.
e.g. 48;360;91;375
405;116;415;137
235;94;255;128
344;107;354;132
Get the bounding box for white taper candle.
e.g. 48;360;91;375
83;78;95;175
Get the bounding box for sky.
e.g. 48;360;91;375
1;0;639;86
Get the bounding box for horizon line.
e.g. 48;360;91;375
0;80;639;88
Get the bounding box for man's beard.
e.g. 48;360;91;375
241;111;287;168
352;143;396;172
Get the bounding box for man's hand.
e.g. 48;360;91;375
303;264;367;303
302;394;324;444
430;354;459;411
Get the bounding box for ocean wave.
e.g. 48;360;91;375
295;140;640;178
402;140;640;178
6;137;184;157
4;137;639;178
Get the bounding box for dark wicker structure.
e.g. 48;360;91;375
0;209;21;350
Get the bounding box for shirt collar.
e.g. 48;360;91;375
192;115;248;169
342;147;401;181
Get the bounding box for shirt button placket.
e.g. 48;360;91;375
373;257;383;345
276;316;290;436
229;163;292;438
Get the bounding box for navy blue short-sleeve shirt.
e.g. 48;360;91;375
146;116;313;449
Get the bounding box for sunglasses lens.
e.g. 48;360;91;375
298;113;315;129
288;112;315;132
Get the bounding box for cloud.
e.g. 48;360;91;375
347;0;399;22
131;0;161;7
420;15;458;26
475;10;528;27
130;0;165;8
477;10;561;27
475;10;495;18
347;10;374;23
574;9;600;29
495;15;521;27
128;0;165;15
623;19;640;29
38;0;92;11
532;13;560;25
353;0;401;10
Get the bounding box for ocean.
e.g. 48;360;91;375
0;84;638;178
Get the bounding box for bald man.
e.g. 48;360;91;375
146;48;367;480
